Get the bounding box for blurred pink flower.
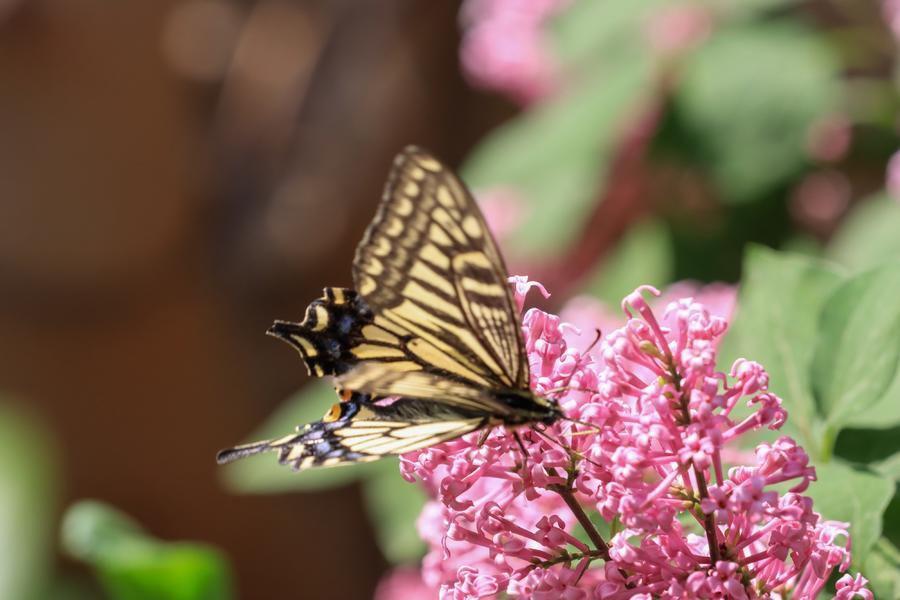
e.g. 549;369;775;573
458;0;569;103
374;568;432;600
387;278;868;599
476;186;529;243
883;0;900;40
805;114;853;163
789;170;851;235
887;150;900;200
643;4;713;56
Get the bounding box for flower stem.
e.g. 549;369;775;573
693;463;721;564
552;485;610;559
529;548;608;570
671;363;721;565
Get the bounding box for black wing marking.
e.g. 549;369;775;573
216;394;487;471
268;287;388;378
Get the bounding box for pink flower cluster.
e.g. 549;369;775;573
458;0;568;103
883;0;900;41
386;280;871;599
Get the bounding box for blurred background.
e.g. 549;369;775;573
1;0;899;598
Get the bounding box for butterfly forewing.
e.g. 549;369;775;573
350;147;528;394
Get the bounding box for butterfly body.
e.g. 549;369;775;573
217;146;564;472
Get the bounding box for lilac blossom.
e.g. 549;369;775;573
458;0;568;103
386;278;868;599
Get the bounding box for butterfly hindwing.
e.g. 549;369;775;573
349;147;528;395
268;287;414;379
216;394;486;470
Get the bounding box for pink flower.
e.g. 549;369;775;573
374;568;432;600
386;279;867;599
476;186;528;243
835;573;874;599
458;0;569;103
887;149;900;200
643;4;713;55
806;114;852;162
884;0;900;40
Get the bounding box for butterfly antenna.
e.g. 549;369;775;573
531;426;604;470
558;416;602;431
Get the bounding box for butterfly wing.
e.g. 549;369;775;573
348;146;529;396
216;394;486;470
267;287;376;379
268;287;522;416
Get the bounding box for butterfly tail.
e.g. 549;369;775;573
215;435;299;465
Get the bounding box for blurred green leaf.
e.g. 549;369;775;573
876;453;900;482
811;264;900;437
808;461;893;568
676;23;838;203
220;381;383;492
464;8;657;262
551;0;665;68
362;465;428;565
0;402;57;600
835;426;900;481
828;194;900;272
705;0;804;18
866;537;900;599
720;246;844;453
61;501;233;600
581;219;674;305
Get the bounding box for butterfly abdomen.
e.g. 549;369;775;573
491;389;561;425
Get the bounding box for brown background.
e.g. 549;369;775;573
0;1;512;597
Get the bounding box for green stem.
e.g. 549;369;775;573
551;485;611;559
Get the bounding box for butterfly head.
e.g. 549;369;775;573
537;394;565;424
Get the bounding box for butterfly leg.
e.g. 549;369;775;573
476;428;491;447
512;430;530;468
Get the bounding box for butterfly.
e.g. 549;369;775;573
216;146;564;471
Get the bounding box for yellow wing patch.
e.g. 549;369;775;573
351;147;529;392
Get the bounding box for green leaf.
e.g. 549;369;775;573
220;381;383;492
581;219;674;305
835;426;900;481
807;461;893;567
676;23;838;203
463;14;657;262
362;464;428;565
811;264;900;435
720;246;844;453
61;501;233;600
550;0;666;69
0;403;57;600
883;488;900;548
865;537;900;599
876;452;900;482
828;194;900;272
704;0;804;18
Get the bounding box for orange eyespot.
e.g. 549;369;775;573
338;388;353;402
323;403;343;422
